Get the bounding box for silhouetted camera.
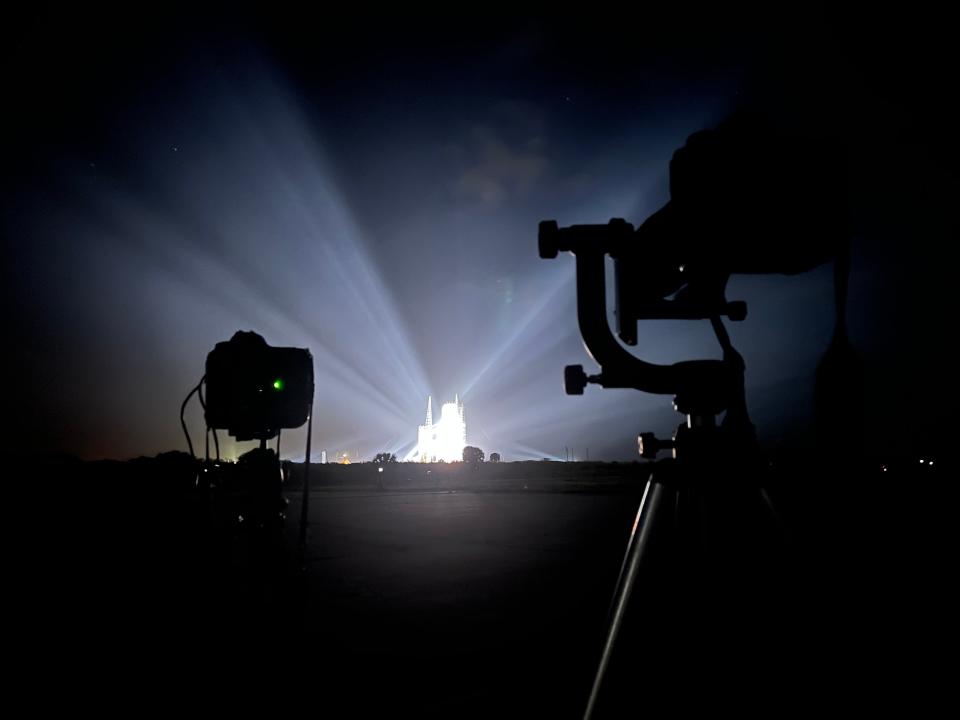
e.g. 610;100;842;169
204;331;314;441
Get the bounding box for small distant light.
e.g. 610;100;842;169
920;459;925;464
882;466;888;472
238;515;244;523
273;378;284;391
929;460;934;467
378;467;384;473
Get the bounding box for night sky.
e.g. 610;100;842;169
2;6;955;461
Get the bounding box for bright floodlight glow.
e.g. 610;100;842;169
413;395;466;462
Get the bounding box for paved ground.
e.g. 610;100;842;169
285;489;639;715
16;457;950;715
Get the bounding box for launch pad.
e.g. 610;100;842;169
411;395;467;462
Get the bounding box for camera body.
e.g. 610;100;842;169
204;331;314;441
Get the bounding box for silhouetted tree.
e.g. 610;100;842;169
462;446;484;464
489;453;501;463
373;453;397;464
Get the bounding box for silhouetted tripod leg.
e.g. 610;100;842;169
584;478;671;720
605;482;652;620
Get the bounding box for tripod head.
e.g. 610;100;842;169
540;113;845;460
540;218;744;413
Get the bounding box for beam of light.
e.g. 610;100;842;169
460;263;574;398
20;48;834;462
49;59;436;459
500;443;564;462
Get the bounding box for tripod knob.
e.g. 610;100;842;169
539;220;560;259
638;432;673;459
727;301;748;321
564;364;588;395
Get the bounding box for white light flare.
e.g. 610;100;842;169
413;396;466;462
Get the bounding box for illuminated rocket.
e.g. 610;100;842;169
415;395;466;462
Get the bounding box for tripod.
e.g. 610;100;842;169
582;388;788;718
538;220;796;717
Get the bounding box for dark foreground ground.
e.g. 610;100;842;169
10;456;953;715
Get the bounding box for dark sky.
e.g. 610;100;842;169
2;5;955;461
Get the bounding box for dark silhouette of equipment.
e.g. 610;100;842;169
205;331;314;442
180;330;316;561
539;112;852;718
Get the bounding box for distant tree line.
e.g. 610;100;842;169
369;449;502;464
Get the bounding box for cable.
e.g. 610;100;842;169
199;382;209;462
298;411;313;564
180;379;203;459
196;378;220;461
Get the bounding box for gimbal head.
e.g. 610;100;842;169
539;218;746;420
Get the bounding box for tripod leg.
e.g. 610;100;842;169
584;478;670;720
604;483;649;620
